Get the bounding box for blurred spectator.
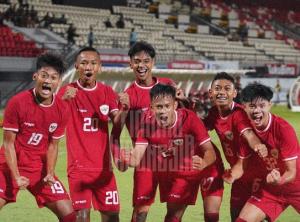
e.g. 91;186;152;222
0;12;3;26
87;26;94;47
29;6;38;24
188;90;211;119
274;79;281;105
129;28;137;47
104;18;113;28
67;23;78;45
234;75;242;103
238;21;249;42
57;14;67;24
40;12;52;28
116;15;125;28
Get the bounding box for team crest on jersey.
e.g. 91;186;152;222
49;123;58;132
270;149;279;159
173;138;184;146
99;104;109;115
224;131;233;140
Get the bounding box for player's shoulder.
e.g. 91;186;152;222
232;102;248;116
124;81;136;93
8;89;32;106
272;114;294;130
96;81;114;92
177;108;198;122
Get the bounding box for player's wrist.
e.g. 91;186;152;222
277;176;286;186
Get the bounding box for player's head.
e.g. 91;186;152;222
209;72;237;107
33;53;65;103
150;83;178;128
128;41;155;83
241;83;273;130
75;47;101;88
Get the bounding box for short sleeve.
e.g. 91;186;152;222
190;112;211;146
52;104;70;139
238;136;253;159
278;122;299;161
3;96;20;132
233;109;252;135
107;86;119;113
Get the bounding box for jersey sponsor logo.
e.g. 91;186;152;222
169;193;181;198
137;195;151;200
224;131;234;140
100;104;109;115
75;200;87;204
24;122;35;127
49;123;58;133
77;108;87;113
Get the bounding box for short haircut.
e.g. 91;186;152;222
150;83;176;101
75;46;100;61
128;41;156;58
212;72;235;85
36;53;66;75
241;83;273;103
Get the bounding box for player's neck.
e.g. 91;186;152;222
136;76;155;87
34;93;53;106
78;79;96;89
217;102;234;118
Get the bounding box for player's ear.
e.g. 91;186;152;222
233;88;237;98
208;88;213;99
32;72;38;80
174;100;178;109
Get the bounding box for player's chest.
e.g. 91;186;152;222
20;107;60;134
215;117;235;141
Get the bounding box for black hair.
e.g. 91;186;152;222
241;83;273;103
75;46;100;61
212;72;235;85
150;83;176;101
36;53;66;75
128;41;156;58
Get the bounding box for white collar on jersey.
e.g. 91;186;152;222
134;77;158;89
33;88;55;107
254;113;272;133
76;80;97;91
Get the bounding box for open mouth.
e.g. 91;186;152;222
216;95;227;101
85;72;93;78
136;68;148;77
159;115;168;125
41;85;52;95
252;115;263;125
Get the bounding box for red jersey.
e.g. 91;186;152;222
0;89;69;171
251;114;300;191
204;102;252;166
124;77;175;142
135;108;213;176
58;81;118;173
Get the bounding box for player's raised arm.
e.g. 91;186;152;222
242;129;268;158
121;143;148;167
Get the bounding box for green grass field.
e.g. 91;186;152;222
0;105;299;221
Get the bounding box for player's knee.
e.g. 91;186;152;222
164;215;181;222
76;209;90;222
131;211;148;222
134;205;150;213
59;211;76;222
100;211;119;222
0;198;7;210
204;213;219;222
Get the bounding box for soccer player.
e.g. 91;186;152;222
120;83;224;222
236;83;300;222
0;54;76;222
58;47;120;222
204;72;268;221
110;41;203;222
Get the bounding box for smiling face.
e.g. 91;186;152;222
130;51;154;86
151;95;177;128
33;66;61;105
75;50;101;88
243;98;272;130
209;79;237;108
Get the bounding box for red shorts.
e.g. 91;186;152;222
68;171;120;212
133;161;224;206
231;176;264;211
248;181;300;222
0;168;70;207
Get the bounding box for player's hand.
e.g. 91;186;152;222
118;93;130;111
15;176;30;189
43;174;56;186
116;148;131;172
254;144;268;158
192;155;207;170
176;89;186;101
266;169;281;185
222;169;235;184
62;86;77;100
